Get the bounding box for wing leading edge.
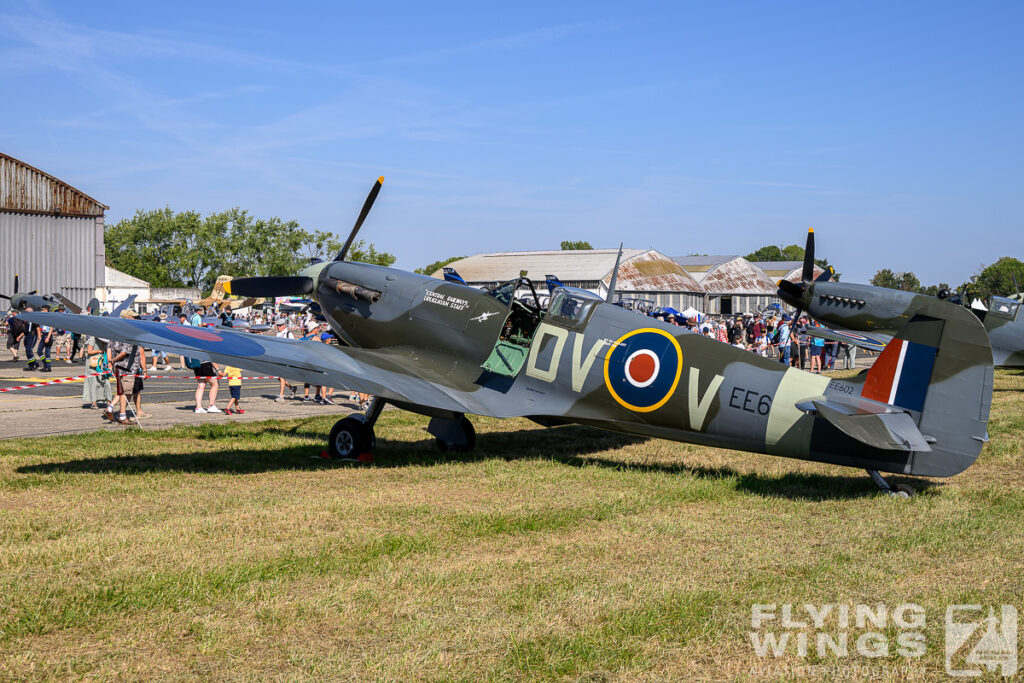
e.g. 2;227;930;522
803;325;892;353
18;312;480;416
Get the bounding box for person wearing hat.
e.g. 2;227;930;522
274;317;296;402
177;313;190;371
318;330;338;405
777;314;792;366
300;321;325;403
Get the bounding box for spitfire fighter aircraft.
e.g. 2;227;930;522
778;228;1024;369
0;274;82;313
140;275;261;313
21;180;994;496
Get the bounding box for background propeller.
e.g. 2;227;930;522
226;177;384;299
0;274;36;304
776;227;820;322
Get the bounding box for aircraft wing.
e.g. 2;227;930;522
18;312;477;415
803;326;891;353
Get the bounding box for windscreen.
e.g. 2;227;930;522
484;280;517;306
548;288;598;324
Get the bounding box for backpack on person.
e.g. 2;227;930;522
185;357;202;369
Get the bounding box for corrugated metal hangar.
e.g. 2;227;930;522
0;152;107;307
437;249;706;310
673;255;780;315
437;250;813;314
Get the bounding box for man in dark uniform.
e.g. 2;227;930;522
21;305;38;371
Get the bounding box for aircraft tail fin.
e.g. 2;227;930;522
858;299;991;476
210;275;232;300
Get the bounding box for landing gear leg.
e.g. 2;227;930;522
326;398;386;461
363;396;385;427
867;469;914;498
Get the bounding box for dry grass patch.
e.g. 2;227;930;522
1;371;1022;680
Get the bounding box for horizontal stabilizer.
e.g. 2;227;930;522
804;326;891;353
799;396;932;452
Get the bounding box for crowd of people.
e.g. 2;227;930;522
640;308;859;372
2;306;371;427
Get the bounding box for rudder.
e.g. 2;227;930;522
868;299;992;476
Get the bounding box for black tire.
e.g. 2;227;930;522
435;416;476;452
895;483;915;498
328;416;375;460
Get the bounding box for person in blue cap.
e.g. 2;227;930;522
777;314;792;366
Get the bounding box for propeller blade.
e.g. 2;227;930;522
606;243;623;303
801;227;815;283
224;276;314;298
13;274;18;294
27;290;38;296
335;176;384;261
815;265;835;282
0;294;8;300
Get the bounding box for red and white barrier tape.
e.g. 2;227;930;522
0;373;92;393
1;372;284;393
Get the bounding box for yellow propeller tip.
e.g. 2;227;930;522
377;176;385;184
808;227;814;233
222;282;232;295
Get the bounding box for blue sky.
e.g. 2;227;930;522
1;1;1021;284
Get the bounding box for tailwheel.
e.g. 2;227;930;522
867;469;914;499
328;415;375;462
895;483;916;498
433;415;476;452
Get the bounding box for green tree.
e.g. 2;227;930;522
745;245;784;262
346;239;396;267
560;240;593;250
973;257;1024;299
105;208;394;292
415;255;465;276
870;268;921;292
745;245;838;279
917;282;952;297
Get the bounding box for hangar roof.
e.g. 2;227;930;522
438;249;704;293
673;255;738;273
672;255;778;294
752;260;825;282
0;152;108;217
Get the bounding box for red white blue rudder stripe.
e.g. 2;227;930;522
861;338;938;412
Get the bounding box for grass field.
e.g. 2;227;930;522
2;370;1023;681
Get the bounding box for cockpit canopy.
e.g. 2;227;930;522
989;296;1020;320
548;287;601;324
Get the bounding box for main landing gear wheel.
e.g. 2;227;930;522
328;416;376;461
434;416;476;452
